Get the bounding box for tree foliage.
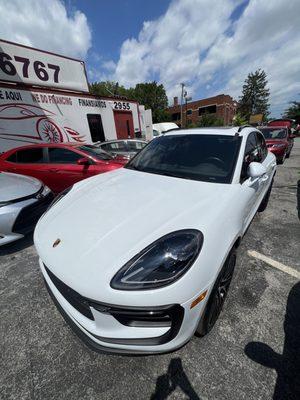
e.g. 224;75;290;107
232;113;248;126
89;80;169;123
188;113;224;128
283;101;300;122
238;69;270;121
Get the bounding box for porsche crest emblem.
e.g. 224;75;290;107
53;239;61;248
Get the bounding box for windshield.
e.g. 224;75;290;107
125;134;241;184
260;128;287;139
79;145;113;160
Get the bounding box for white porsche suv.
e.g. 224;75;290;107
34;127;276;354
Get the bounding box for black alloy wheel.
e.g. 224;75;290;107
196;249;236;337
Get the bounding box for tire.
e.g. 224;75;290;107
196;249;236;337
258;178;274;212
277;152;286;164
286;151;290;159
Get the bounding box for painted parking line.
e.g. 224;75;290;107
248;250;300;280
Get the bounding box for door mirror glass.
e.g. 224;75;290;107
247;162;267;178
77;157;90;166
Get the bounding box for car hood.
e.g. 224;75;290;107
0;172;42;202
34;168;236;299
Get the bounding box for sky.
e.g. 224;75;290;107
0;0;299;117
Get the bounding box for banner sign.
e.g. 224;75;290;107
0;39;89;92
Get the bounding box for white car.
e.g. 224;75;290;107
152;122;179;136
0;172;53;245
34;127;276;354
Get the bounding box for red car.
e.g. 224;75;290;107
0;143;126;194
259;126;295;164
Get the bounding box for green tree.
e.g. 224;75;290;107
132;82;169;123
197;113;224;127
89;81;130;98
283;101;300;122
232;113;248;126
238;69;270;121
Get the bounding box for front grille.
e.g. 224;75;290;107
45;266;94;320
45;265;185;346
12;192;54;235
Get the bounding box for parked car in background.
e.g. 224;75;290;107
0;144;126;194
97;139;148;159
34;127;276;354
153;122;179;136
267;118;296;130
259;126;295;164
0;172;53;245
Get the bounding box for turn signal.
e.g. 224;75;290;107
190;290;207;309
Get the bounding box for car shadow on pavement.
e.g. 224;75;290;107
150;357;201;400
245;282;300;400
0;233;34;256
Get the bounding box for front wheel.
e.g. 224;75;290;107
196;249;236;337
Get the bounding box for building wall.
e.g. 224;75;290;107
168;94;237;126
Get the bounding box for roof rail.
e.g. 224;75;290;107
237;124;253;132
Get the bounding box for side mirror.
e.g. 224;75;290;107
289;134;296;139
77;157;90;166
247;162;267;178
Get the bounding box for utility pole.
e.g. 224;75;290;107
180;83;185;128
185;95;192;128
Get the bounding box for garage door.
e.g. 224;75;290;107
113;111;134;139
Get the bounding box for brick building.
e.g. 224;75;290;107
168;94;237;127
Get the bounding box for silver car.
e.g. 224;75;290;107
97;139;148;159
0;172;53;245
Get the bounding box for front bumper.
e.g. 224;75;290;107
41;261;208;354
0;192;54;246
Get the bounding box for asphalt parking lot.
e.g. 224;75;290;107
1;141;299;400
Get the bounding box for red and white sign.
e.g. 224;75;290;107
0;39;88;92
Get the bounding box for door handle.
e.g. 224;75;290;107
6;168;17;172
48;168;58;172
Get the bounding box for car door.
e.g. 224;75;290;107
2;147;49;183
46;147;98;193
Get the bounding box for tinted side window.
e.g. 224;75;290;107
102;142;127;151
241;132;260;181
256;132;268;161
48;148;82;164
127;141;147;151
11;148;44;163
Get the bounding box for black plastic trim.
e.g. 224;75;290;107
44;266;184;347
12;192;54;235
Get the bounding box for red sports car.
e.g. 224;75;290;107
0;143;127;194
259;126;295;164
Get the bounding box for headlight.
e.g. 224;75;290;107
111;229;203;290
47;186;73;210
272;143;285;148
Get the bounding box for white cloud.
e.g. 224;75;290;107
114;0;241;98
111;0;300;115
0;0;91;59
